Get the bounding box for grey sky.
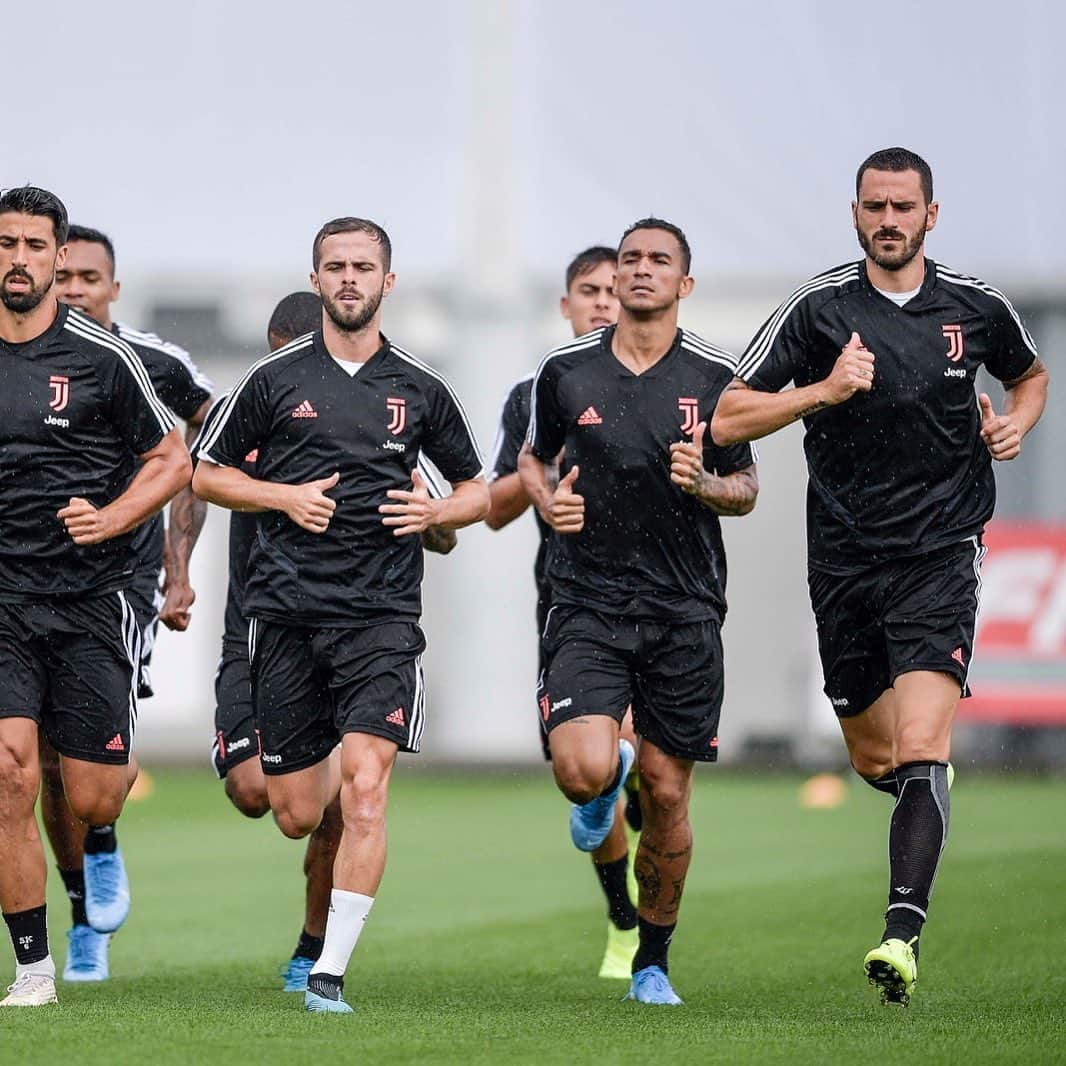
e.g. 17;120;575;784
12;0;1064;285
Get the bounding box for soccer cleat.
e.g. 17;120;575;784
625;825;640;910
864;937;918;1006
305;974;354;1014
625;965;684;1005
570;739;636;852
84;846;131;933
63;924;110;982
1;972;58;1007
598;922;639;980
280;954;315;992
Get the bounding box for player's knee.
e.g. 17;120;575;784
639;771;689;820
339;771;389;833
274;806;321;839
550;755;609;805
225;775;270;819
0;740;38;806
849;751;893;780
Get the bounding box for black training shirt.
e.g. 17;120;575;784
0;305;175;599
115;323;213;580
527;326;754;622
196;332;482;627
736;259;1039;574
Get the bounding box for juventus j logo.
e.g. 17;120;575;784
49;375;70;412
942;324;964;363
678;397;700;435
386;397;406;435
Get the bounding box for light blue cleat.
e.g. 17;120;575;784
570;739;635;852
305;975;354;1014
280;955;315;992
63;924;110;982
84;847;131;933
625;965;684;1005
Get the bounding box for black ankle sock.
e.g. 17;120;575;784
58;867;88;927
294;929;324;961
631;917;675;975
623;785;643;832
3;905;49;965
862;769;900;798
601;756;624;798
883;761;950;947
593;856;637;930
83;825;117;855
307;973;343;998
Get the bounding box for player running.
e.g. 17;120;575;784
488;246;644;979
0;187;190;1007
519;219;758;1005
712;147;1048;1005
43;224;214;981
193;218;488;1013
202;290;456;993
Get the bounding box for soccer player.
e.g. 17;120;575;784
0;187;190;1007
488;246;644;979
192;218;488;1013
711;147;1049;1005
204;290;456;993
43;224;214;981
519;219;758;1005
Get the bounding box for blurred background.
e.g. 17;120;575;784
10;0;1065;770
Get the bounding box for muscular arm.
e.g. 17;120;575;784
486;472;531;530
711;378;831;444
420;526;458;554
691;465;759;516
1003;357;1049;437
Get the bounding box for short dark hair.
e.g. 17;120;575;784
619;217;691;274
312;217;392;271
856;147;934;205
268;291;321;344
565;245;616;292
66;224;116;272
0;185;69;245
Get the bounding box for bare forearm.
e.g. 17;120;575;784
487;472;531;530
165;489;207;575
712;380;830;445
694;467;759;516
420;526;458;554
430;479;490;529
100;436;191;536
192;463;291;513
1004;362;1049;437
517;447;555;519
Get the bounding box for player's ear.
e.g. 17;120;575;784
925;200;939;233
559;295;571;322
679;275;695;300
310;271;321;296
112;279;121;302
54;243;67;270
850;200;858;227
383;271;396;297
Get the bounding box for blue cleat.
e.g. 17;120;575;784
280;955;315;992
625;965;684;1006
84;847;131;933
305;974;353;1014
63;924;110;982
570;739;635;853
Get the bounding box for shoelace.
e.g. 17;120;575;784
6;973;50;994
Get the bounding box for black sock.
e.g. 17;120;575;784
623;784;643;832
307;973;343;999
3;905;49;966
861;769;900;798
631;916;676;975
593;856;637;930
58;867;88;927
294;929;324;961
600;755;624;798
83;824;117;855
882;761;950;947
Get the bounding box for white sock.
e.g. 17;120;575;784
16;955;55;980
310;889;374;979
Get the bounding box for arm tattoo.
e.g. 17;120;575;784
794;400;829;419
699;466;758;516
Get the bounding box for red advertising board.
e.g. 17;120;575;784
964;522;1066;724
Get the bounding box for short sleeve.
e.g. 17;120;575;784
708;438;756;478
148;345;214;420
422;379;483;484
189;394;228;465
99;343;175;455
982;294;1039;383
196;372;273;469
527;360;567;461
737;297;811;393
490;380;531;481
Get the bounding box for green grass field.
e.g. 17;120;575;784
2;768;1064;1064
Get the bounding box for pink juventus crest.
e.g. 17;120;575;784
386;397;406;435
678;397;699;435
942;324;964;362
49;375;70;412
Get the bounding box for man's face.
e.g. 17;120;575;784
615;228;693;315
311;231;394;333
853;168;938;272
56;240;118;326
0;212;65;313
560;260;619;337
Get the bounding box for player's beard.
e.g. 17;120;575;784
0;267;52;312
322;284;384;333
856;224;926;272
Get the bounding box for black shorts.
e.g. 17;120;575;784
211;648;259;778
538;605;722;763
125;567;163;700
248;619;427;776
0;593;140;764
534;586;551;762
808;536;985;717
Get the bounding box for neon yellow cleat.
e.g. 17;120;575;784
598;922;639;980
625;826;640;909
864;937;918;1006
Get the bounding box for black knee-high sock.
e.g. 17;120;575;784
861;769;900;797
593;856;637;930
882;761;951;947
58;868;88;927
